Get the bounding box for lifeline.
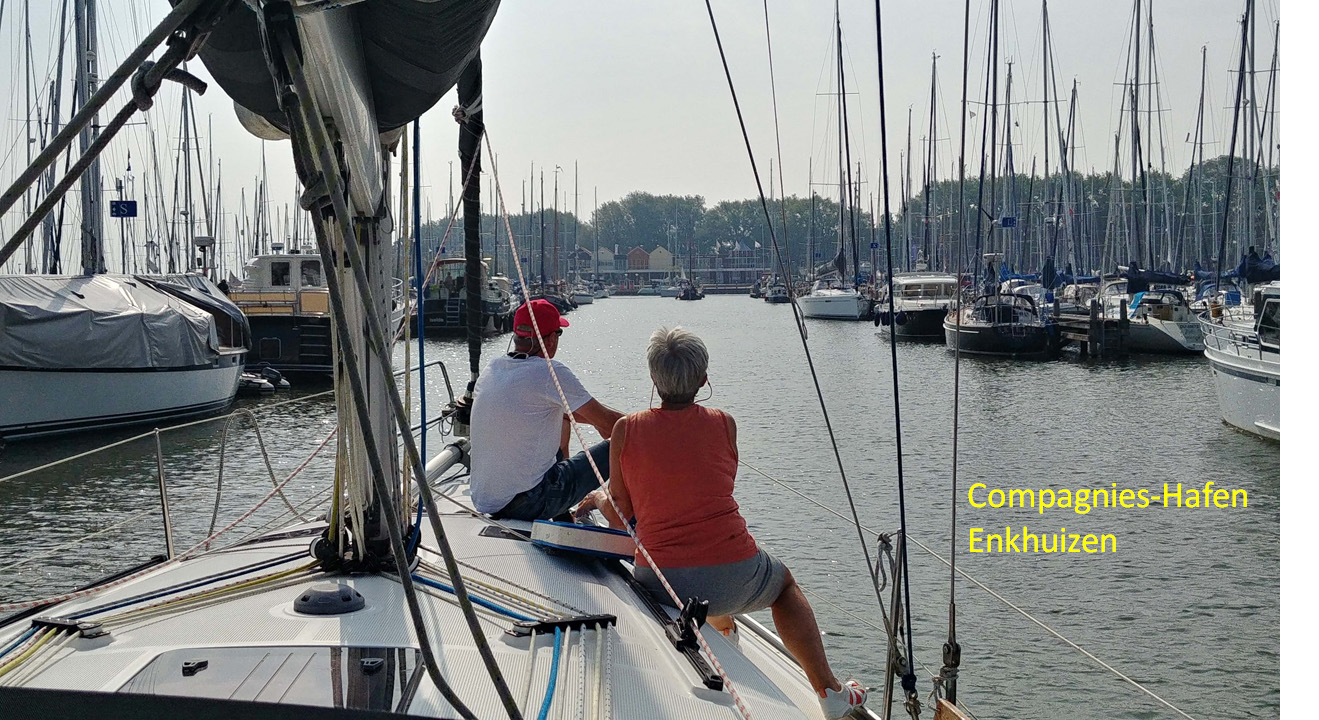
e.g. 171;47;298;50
968;526;1117;553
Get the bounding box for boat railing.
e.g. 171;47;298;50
1200;311;1273;363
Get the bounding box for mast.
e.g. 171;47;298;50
41;0;70;273
807;156;816;279
572;161;578;284
592;186;598;281
836;6;860;287
75;0;105;274
903;107;912;271
924;53;937;269
538;168;545;286
23;0;34;272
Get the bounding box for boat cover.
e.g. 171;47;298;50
137;274;253;350
0;275;219;370
186;0;501;133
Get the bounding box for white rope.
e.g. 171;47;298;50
739;459;1201;720
483;130;753;720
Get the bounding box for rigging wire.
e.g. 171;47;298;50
699;0;893;626
870;0;921;712
946;0;976;706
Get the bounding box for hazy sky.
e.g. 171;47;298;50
0;0;1281;272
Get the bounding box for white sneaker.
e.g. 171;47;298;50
718;624;741;651
819;679;867;720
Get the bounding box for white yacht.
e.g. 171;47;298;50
0;274;246;440
1201;282;1279;440
571;284;595;305
797;275;871;320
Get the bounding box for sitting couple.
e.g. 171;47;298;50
469;300;866;719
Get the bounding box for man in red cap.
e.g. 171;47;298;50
469;299;624;520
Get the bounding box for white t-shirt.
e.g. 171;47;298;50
469;354;593;513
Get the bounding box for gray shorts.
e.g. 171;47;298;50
635;548;789;617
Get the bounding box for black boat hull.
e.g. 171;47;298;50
246;315;333;375
883;308;946;338
943;320;1057;358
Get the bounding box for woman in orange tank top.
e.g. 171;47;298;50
589;326;866;719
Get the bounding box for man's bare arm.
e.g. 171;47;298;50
572;398;625;438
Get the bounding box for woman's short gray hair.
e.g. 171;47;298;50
647;326;708;403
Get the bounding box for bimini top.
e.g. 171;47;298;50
0;274;219;370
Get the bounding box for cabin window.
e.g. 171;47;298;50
1257;299;1279;347
271;261;291;287
300;260;323;288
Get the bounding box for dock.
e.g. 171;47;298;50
1053;299;1129;358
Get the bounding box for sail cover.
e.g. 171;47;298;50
185;0;501;133
0;275;219;370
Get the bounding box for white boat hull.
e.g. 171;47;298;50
0;349;245;439
1127;319;1204;354
798;291;870;320
1204;342;1279;440
572;293;594;305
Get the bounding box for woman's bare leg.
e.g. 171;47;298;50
770;570;842;695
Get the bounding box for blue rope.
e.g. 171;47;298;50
409;117;428;554
537;627;564;720
410;574;533;622
0;627;37;661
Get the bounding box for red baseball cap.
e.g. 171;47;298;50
513;299;570;338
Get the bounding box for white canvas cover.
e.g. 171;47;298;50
0;275;219;370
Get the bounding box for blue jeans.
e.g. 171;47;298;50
492;440;610;521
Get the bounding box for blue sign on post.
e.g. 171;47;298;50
870;242;879;249
109;200;138;218
1000;216;1017;228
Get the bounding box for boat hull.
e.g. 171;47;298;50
798;292;870;319
944;321;1055;357
1126;319;1204;354
0;350;245;439
1203;321;1279;440
886;308;947;338
245;315;334;374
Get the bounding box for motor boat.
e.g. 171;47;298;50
875;272;958;338
763;278;791;304
420;257;516;334
1201;282;1279;439
228;252;336;374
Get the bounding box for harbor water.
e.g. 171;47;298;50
0;295;1278;719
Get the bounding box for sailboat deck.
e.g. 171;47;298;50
0;483;837;719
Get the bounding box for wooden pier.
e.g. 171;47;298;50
1053;298;1129;358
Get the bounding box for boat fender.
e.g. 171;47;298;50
876;311;891;326
895;311;908;326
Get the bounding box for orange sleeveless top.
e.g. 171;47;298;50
618;405;759;568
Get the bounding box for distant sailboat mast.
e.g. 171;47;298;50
75;0;104;274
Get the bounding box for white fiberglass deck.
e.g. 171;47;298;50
0;481;846;719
